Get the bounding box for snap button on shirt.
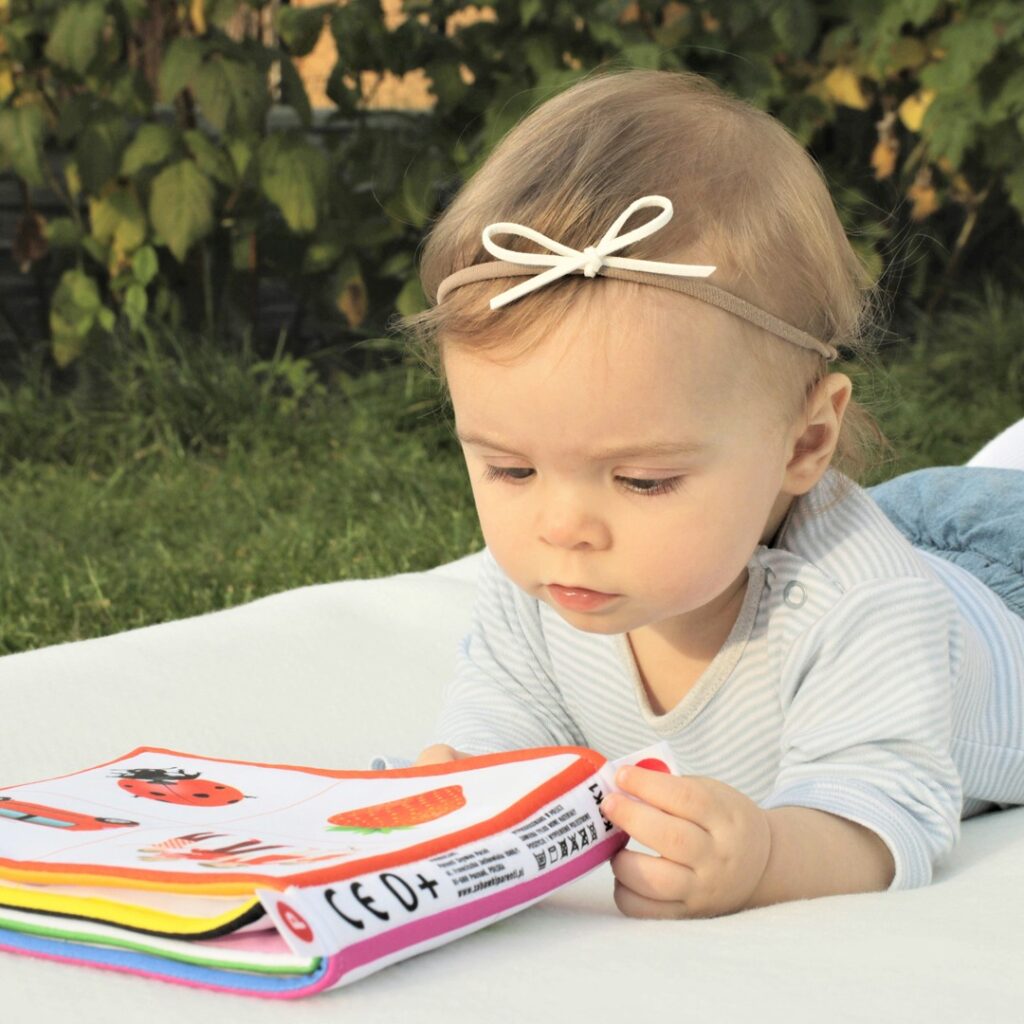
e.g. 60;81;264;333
784;581;807;608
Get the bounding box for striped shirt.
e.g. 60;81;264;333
429;468;1024;890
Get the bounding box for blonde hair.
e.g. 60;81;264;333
395;67;894;491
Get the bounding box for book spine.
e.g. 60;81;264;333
256;765;624;992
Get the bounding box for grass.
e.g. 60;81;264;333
1;279;1022;655
0;334;483;655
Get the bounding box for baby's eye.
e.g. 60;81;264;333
614;477;679;497
483;466;534;483
482;466;682;497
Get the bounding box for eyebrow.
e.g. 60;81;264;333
454;430;710;460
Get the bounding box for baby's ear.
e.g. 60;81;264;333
782;372;852;494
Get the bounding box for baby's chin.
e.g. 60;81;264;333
535;596;636;635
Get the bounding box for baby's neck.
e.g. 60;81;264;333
761;493;797;548
626;572;747;713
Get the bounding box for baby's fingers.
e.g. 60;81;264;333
610;848;695;918
614;767;721;829
602;791;710;864
413;744;468;767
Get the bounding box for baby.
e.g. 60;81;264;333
393;69;1024;918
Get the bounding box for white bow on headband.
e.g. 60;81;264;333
481;195;716;310
433;193;839;359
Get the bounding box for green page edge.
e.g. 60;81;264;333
0;911;321;977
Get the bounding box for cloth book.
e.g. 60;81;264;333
0;742;676;998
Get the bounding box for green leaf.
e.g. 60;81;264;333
522;35;558;77
520;0;543;29
120;123;179;175
184;129;237;187
302;235;344;273
76;115;130;194
46;217;83;249
194;54;269;135
770;0;818;58
392;153;442;230
921;90;981;167
620;42;663;69
0;104;46;187
378;250;412;276
897;0;945;27
68;270;102;312
885;36;929;75
922;18;1001;93
395;277;426;317
425;58;467;108
779;92;831;146
148;159;216;262
227;137;254;180
587;20;624;48
819;25;855;65
82;235;108;268
206;0;240;29
89;187;147;255
988;64;1024;123
50;327;87;368
1005;165;1024;219
131;245;159;285
45;0;106;75
277;55;312;127
123;282;148;329
50;268;102;364
258;133;328;234
117;0;150;18
158;38;205;101
274;4;328;56
230;228;256;272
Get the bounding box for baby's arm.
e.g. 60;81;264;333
749;805;895;906
606;576;962;916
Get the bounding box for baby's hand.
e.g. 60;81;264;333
602;767;771;919
413;744;470;767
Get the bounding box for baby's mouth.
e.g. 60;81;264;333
547;584;621;611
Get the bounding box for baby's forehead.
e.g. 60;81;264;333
457;284;754;391
443;290;775;443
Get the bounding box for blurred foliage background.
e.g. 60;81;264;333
0;0;1022;653
1;0;1022;373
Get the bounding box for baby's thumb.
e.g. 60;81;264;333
414;744;466;767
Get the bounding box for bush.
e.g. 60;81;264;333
0;0;1021;382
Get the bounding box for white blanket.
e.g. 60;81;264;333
1;550;1021;1022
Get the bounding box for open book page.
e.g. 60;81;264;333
0;746;619;890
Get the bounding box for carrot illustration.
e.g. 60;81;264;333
327;785;466;834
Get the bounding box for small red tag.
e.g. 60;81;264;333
278;900;314;943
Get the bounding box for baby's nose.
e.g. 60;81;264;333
538;499;610;550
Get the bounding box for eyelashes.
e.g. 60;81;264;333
481;465;683;498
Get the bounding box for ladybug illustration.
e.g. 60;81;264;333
112;767;247;807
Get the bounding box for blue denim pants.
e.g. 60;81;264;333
868;467;1024;620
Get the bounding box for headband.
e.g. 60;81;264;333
433;195;839;360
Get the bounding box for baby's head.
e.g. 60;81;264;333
397;69;890;636
402;68;887;480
